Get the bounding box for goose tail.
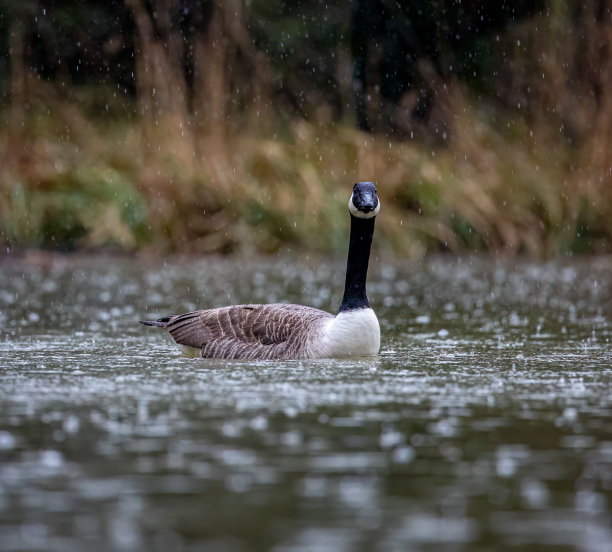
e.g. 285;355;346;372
140;316;172;328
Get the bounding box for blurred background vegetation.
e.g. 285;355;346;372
1;0;611;256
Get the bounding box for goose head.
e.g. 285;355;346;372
348;181;380;219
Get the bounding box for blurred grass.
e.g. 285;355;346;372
1;77;611;257
2;3;612;257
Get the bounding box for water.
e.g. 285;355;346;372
1;253;611;551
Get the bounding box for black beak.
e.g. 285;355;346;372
353;190;378;213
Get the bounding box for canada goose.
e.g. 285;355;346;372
141;181;380;359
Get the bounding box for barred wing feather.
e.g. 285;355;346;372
159;304;333;359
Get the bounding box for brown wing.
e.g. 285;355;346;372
158;304;332;360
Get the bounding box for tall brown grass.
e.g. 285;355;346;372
1;2;612;256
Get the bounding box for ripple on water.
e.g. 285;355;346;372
0;255;611;551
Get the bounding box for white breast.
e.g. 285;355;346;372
312;308;380;358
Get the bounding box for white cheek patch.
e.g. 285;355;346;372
348;196;381;219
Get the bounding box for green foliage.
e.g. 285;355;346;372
2;165;148;250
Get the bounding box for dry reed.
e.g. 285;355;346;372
1;2;611;256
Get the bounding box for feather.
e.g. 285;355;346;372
143;304;333;359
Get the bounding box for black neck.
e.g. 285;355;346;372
339;214;375;312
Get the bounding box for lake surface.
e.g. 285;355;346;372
1;252;611;551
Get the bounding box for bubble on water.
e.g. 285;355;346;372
110;516;142;549
521;479;549;508
222;421;243;438
40;449;63;468
98;311;112;322
0;290;15;305
496;455;516;477
0;430;16;450
337;476;378;507
575;490;606;513
41;280;58;293
220;448;256;467
563;407;577;422
281;430;303;447
28;312;40;323
379;428;404;449
430;419;456;437
391;445;415;464
249;415;268;431
62;416;80;435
